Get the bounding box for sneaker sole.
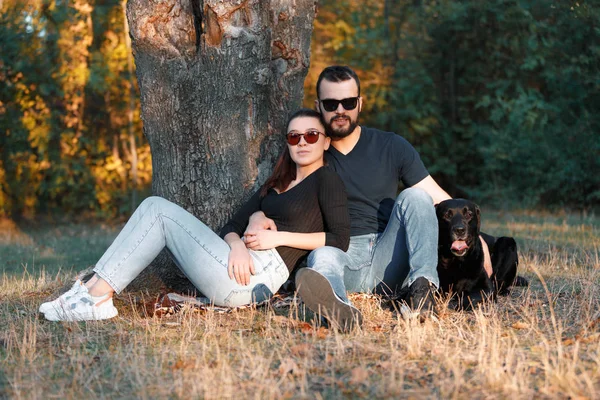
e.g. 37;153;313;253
296;268;363;332
44;305;118;322
39;301;60;314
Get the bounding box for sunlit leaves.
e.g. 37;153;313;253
0;0;151;217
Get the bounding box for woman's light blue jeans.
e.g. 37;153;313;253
93;196;289;307
306;188;439;303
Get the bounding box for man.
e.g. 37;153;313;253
246;65;491;329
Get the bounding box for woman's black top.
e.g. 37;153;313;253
219;167;350;273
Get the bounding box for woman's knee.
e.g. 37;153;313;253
139;196;175;213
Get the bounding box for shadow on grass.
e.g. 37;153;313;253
0;217;121;277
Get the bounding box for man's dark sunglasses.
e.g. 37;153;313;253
320;97;359;112
286;129;325;145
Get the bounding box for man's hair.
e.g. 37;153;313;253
316;66;361;99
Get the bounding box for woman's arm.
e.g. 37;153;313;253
219;190;263;239
224;232;255;286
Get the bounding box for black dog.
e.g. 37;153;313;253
436;199;526;310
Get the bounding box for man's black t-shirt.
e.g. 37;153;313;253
324;126;429;236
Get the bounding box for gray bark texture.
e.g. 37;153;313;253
125;0;316;293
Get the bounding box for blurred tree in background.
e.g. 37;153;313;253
0;0;150;218
1;0;598;218
306;0;599;210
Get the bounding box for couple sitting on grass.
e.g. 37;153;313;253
41;66;470;330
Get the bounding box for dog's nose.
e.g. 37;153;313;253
454;227;466;236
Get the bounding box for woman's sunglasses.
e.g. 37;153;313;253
319;97;359;112
286;129;325;145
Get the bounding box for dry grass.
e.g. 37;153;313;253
1;211;599;399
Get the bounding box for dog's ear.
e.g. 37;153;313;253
435;199;449;210
475;204;481;232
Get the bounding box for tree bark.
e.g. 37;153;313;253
125;0;316;293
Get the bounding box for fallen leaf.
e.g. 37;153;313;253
511;321;529;330
528;366;541;375
171;358;195;371
297;322;313;334
562;338;575;346
316;327;329;339
579;333;600;344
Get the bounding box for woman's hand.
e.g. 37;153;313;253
244;211;278;235
244;230;281;250
227;240;255;286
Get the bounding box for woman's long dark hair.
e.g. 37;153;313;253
260;109;323;197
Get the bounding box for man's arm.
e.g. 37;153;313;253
412;175;451;206
412;175;493;278
244;211;277;236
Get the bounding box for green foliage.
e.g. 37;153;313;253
2;1;598;215
311;0;600;210
0;0;151;217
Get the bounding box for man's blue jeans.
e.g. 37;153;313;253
306;188;439;303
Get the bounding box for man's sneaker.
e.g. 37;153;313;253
43;286;118;322
39;280;85;314
406;277;436;321
295;268;362;332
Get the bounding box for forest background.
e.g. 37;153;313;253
1;0;598;219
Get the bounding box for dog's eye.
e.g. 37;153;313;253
444;210;454;220
464;209;473;219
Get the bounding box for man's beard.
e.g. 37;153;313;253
324;115;359;139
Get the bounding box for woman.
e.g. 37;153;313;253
40;109;350;321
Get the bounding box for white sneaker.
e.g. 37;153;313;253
43;286;118;322
39;280;85;314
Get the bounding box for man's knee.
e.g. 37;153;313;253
308;246;345;266
392;187;437;228
396;187;433;207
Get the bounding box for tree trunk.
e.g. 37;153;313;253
125;0;316;293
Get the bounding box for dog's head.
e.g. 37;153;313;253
436;199;481;258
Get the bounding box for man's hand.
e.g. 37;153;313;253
243;230;281;251
479;236;492;278
227;240;256;286
245;211;277;235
